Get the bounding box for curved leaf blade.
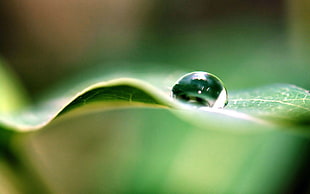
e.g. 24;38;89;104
0;77;309;134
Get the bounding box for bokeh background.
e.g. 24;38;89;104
1;0;310;95
0;0;309;193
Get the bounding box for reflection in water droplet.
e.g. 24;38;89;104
171;71;228;108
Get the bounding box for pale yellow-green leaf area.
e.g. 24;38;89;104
0;58;28;114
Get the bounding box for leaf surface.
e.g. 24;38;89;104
0;75;309;134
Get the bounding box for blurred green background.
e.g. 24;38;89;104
1;0;310;95
0;0;309;193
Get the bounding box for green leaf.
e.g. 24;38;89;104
227;84;310;125
0;58;29;114
0;71;308;193
0;75;309;134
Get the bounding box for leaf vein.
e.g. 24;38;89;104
229;99;310;111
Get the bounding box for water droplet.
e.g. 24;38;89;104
172;71;228;108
